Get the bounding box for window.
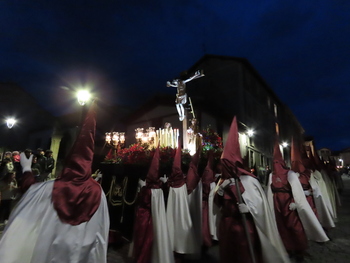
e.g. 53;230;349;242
274;103;278;117
275;122;279;135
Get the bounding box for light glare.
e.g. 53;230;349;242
77;90;91;105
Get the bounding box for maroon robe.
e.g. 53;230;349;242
133;146;162;263
133;187;154;263
201;151;215;247
271;139;308;253
291;138;318;217
215;175;262;263
216;117;262;263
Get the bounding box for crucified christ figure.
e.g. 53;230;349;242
167;70;204;121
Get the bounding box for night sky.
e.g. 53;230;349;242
1;1;349;151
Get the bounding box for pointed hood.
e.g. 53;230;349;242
146;145;161;189
291;137;306;174
307;149;318;172
168;141;185;188
52;101;101;225
221;116;255;179
202;150;215;188
186;146;201;194
272;137;289;186
301;145;314;171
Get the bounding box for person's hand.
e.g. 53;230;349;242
20;152;33;173
217;178;235;196
303;190;311;196
289;202;297;211
159;175;168;183
137;179;146;193
238;203;250;214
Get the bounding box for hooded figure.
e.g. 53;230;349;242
215;117;290;263
266;138;308;259
133;145;174;263
307;149;336;229
0;101;109;263
291;138;318;216
298;143;334;230
314;149;340;218
185;147;203;258
289;138;329;243
201;150;217;247
166;141;196;255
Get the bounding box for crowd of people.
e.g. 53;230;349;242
0;148;55;224
130;116;343;263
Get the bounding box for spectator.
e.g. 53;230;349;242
31;156;42;182
0;171;18;224
36;148;47;174
0;152;14;181
45;150;55;180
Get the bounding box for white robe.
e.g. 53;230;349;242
166;184;196;254
320;169;339;218
0;180;109;263
151;189;175;263
310;170;335;228
288;170;329;242
208;181;220;241
240;175;290;263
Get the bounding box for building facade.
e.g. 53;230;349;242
124;55;305;176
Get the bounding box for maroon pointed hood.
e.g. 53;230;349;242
146;145;161;189
307;149;318;172
221;116;255;179
186;146;201;194
272;137;289;186
301;145;314;171
202;150;215;187
52;101;101;225
168;141;185;188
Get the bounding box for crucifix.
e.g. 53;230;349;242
167;70;204;149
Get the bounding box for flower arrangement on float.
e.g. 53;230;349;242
103;125;223;174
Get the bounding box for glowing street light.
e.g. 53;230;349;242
281;142;288;148
247;129;255;137
6;118;16;129
76;90;91;106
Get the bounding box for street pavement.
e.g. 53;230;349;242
1;175;349;262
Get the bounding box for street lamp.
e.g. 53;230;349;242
339;158;343;168
76;90;91;106
281;142;288;148
6;118;16;129
247;129;254;137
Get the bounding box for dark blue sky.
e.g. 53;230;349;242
1;1;349;151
